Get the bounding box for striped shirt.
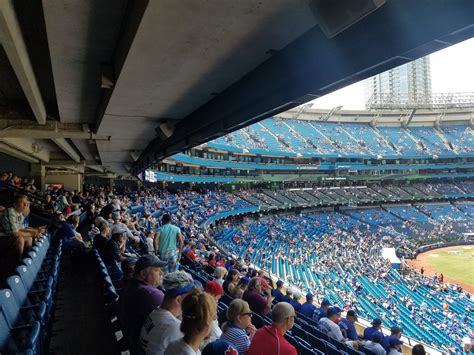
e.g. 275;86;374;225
221;325;250;354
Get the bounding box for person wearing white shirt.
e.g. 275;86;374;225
164;292;217;355
319;307;361;349
140;271;197;355
363;332;386;355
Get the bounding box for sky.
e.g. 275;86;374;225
308;37;474;110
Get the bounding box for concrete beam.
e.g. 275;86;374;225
0;120;110;140
0;0;47;125
0;137;50;162
86;164;105;173
51;138;81;162
0;142;40;163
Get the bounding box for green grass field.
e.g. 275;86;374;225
427;246;474;287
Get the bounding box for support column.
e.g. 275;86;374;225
30;163;46;192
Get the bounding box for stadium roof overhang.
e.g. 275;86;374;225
0;0;473;178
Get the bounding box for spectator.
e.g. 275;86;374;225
382;326;403;352
363;332;385;355
300;293;316;318
233;276;250;299
289;289;302;313
140;271;198;355
93;221;110;258
319;307;360;348
412;344;426;355
213;266;227;285
247;302;297;355
257;269;270;291
273;280;285;302
387;337;403;355
313;298;330;322
243;277;272;317
120;255;168;353
58;214;85;253
220;299;257;354
223;269;240;295
202;339;238;355
0;195;44;268
164;291;216;355
154;214;183;273
339;310;360;341
364;318;383;341
203;281;224;348
103;225;134;275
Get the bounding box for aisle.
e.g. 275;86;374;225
48;251;120;355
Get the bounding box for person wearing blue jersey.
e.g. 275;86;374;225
289;289;302;313
300;293;316;318
273;280;285;302
339;310;360;341
312;298;330;322
364;318;383;342
382;326;402;352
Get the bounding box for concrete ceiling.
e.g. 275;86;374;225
0;0;473;177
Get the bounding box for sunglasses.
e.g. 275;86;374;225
241;312;253;317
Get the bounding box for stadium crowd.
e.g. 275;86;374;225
0;172;473;354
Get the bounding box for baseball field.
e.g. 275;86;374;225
408;245;474;293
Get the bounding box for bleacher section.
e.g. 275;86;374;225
212;209;473;353
0;234;62;354
208;118;474;157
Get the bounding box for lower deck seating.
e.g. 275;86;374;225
0;234;62;355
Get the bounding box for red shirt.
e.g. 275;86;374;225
248;325;297;355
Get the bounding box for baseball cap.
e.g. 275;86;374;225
293;289;301;299
205;281;224;296
202;340;238;355
372;318;382;326
321;298;330;306
389;338;403;346
112;211;121;221
306;292;314;300
276;280;284;287
162;271;198;297
135;255;168;273
372;331;383;343
327;307;342;317
111;224;127;235
239;276;250;285
346;310;357;318
390;326;402;334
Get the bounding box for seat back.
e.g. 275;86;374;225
16;264;35;291
27;251;41;272
0;310;16;353
0;289;21;328
6;276;28;308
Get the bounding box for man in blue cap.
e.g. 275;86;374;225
339;310;360;341
364;318;383;342
382;326;402;352
272;280;285;302
312;298;330;322
363;331;385;355
387;337;403;355
300;292;317;318
319;307;362;349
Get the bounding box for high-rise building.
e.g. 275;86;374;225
365;57;432;109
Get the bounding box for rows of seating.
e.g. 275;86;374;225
211;118;474;156
182;256;365;355
212;207;473;352
0;235;62;355
234;182;474;211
